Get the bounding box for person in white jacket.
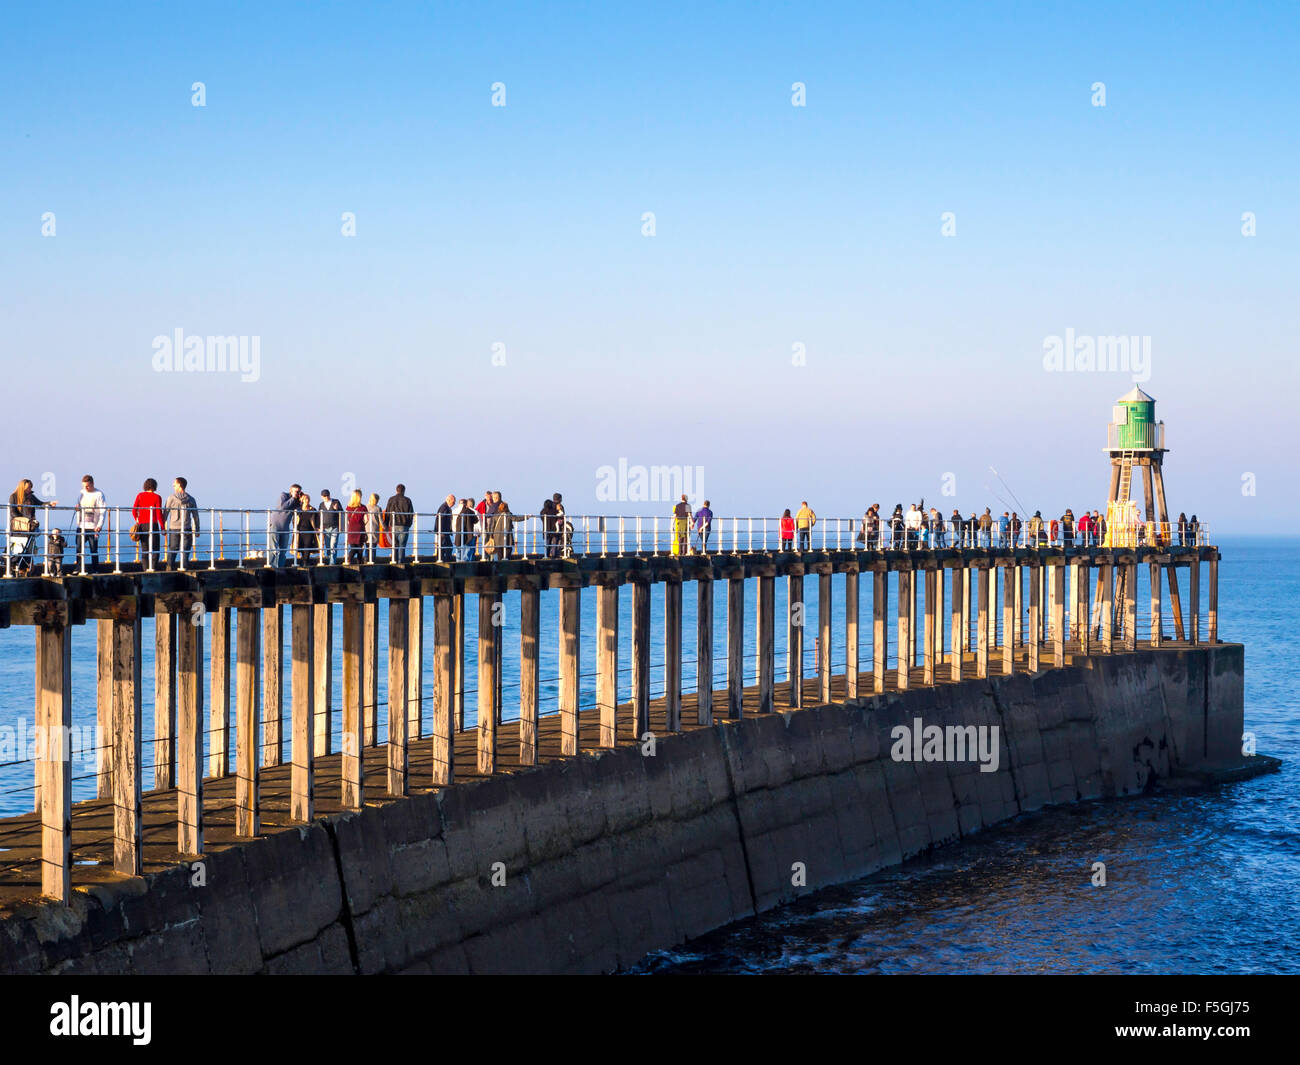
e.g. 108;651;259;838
76;474;107;569
904;503;923;549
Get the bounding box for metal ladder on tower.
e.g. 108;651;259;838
1112;451;1136;638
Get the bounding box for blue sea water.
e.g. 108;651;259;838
0;538;1293;974
632;537;1300;974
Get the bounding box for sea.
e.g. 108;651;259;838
0;536;1293;974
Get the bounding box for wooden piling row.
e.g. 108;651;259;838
18;544;1220;903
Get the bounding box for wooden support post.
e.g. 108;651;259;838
597;582;619;747
262;604;283;768
631;581;650;737
961;567;971;653
1150;561;1163;647
1013;565;1023;647
313;602;333;757
96;619;113;799
341;601;364;808
665;580;682;730
1028;565;1041;672
433;594;456;783
560;586;581;755
209;605;230;778
757;574;774;712
896;569;911;690
154;609;177;790
873;570;887;692
989;563;999;652
728;576;744;717
1124;562;1138;652
976;566;989;679
1045;565;1055;644
235;608;261;837
477;593;497;775
290;604;314;822
408;596;424;741
1207;557;1218;643
387;597;409;794
789;573;805;705
518;587;538;765
1001;566;1015;674
1052;564;1066;668
37;620;72;902
1188;559;1200;644
362;600;379;746
908;569;918;668
950;566;964;682
1076;561;1091;656
818;571;832;702
1100;563;1114;653
177;610;204;854
453;593;466;732
845;571;859;698
1165;564;1186;641
923;568;936;685
112;617;143;876
697;578;714;724
935;566;946;666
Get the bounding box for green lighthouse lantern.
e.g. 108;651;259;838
1111;385;1159;450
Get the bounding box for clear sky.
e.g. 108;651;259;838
2;1;1295;532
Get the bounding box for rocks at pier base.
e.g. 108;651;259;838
0;643;1269;975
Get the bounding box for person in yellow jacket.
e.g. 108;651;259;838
671;495;691;555
795;501;816;551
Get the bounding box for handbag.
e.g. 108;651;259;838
379;531;391;549
12;516;38;533
130;522;143;543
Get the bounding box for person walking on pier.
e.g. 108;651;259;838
345;490;366;563
269;485;301;567
75;475;107;570
436;493;456;561
795;501;817;550
163;477;198;569
7;479;56;575
780;508;795;551
694;499;713;553
318;489;343;564
131;479;164;570
384;484;414;563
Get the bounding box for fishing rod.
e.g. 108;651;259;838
988;466;1029;516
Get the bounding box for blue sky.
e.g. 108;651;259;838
2;1;1295;531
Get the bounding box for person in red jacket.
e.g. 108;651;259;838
780;508;795;551
132;478;164;570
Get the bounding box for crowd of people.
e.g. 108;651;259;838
4;474;1204;575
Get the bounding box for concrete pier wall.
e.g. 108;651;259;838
0;644;1247;975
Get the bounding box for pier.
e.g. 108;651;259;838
0;534;1220;909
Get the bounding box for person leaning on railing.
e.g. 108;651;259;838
345;490;366;563
131;478;164;569
162;477;198;570
8;479;56;575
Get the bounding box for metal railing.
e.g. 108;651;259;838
1;506;1215;577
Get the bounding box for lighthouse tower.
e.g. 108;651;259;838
1104;386;1172;545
